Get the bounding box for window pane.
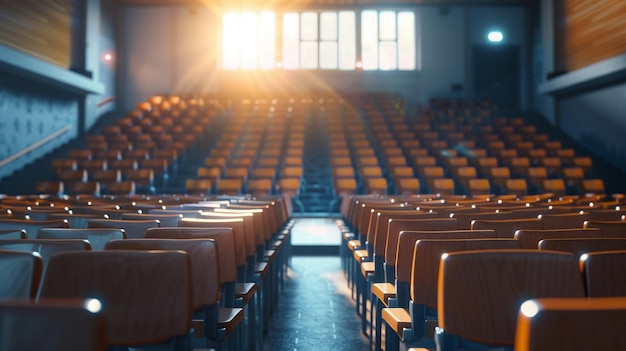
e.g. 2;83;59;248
398;11;416;70
379;41;397;70
320;12;337;41
259;11;275;70
338;11;356;70
222;13;240;70
379;11;396;41
240;12;258;69
301;12;318;41
283;13;299;69
320;42;338;69
301;42;318;69
361;10;378;70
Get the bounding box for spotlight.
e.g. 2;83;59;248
487;31;503;43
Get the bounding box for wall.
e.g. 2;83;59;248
86;0;117;130
0;80;78;179
559;82;626;172
119;5;531;112
0;0;116;180
468;6;529;110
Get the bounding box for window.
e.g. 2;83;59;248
221;9;416;71
282;11;356;70
222;12;275;70
361;10;416;71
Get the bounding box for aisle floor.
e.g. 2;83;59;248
263;256;369;351
263;217;369;351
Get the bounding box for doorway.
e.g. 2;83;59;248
473;44;521;111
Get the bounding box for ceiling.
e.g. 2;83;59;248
110;0;536;8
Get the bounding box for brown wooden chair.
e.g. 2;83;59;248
435;250;585;350
466;178;491;197
106;180;136;196
0;298;106;351
105;238;244;350
0;229;27;239
0;219;68;238
37;228;125;250
581;179;605;196
0;239;91;266
86;218;159;239
0;249;43;298
39;250;193;349
216;179;243;195
186;179;213;195
34;181;64;196
514;296;626;351
539;237;626;257
450;210;513;230
581;250;626;297
583;220;626;238
69;181;101;196
395;178;420;196
428;178;455;196
514;228;602;249
364;177;388;195
381;237;519;350
540;179;566;197
276;178;301;197
471;218;543;238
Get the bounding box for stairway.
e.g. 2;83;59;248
297;109;336;213
158;116;225;194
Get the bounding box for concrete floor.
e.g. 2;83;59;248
263;218;369;351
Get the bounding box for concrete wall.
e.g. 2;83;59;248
119;5;531;111
559;82;626;172
0;0;116;180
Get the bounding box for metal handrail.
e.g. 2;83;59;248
0;125;72;168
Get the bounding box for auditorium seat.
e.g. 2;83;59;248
434;250;585;351
105;238;244;350
471;218;543;238
514;228;602;249
37;228;125;250
0;219;68;238
34;181;64;196
0;249;43;298
580;250;626;297
186;178;212;195
514;296;626;351
583;220;626;238
86;218;159;239
0;298;106;351
381;237;518;351
39;250;194;350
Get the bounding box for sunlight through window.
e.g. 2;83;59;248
240;13;258;69
398;11;416;70
338;12;356;70
361;10;416;71
222;9;416;71
259;12;276;69
300;12;318;69
283;13;300;70
222;13;240;70
222;11;276;70
361;11;378;70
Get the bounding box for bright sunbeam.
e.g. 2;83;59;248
240;12;258;69
222;13;240;69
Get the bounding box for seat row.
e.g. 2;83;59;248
324;96;603;199
336;194;626;351
0;193;293;351
44;95;223;196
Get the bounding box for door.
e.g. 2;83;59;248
473;44;520;111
